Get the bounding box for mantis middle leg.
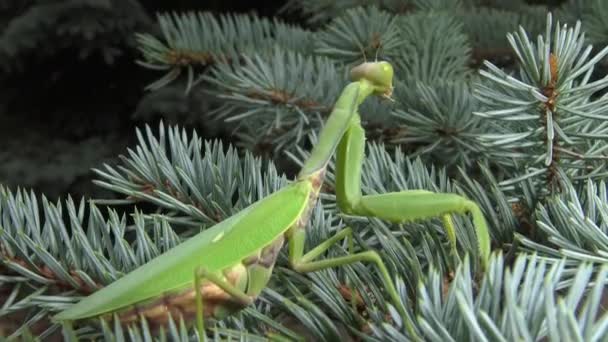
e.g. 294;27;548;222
335;118;490;266
288;227;418;337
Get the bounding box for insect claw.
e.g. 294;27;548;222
381;87;395;102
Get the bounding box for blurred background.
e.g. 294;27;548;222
0;0;566;200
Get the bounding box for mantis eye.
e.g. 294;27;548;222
350;61;394;95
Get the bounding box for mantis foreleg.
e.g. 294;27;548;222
335;118;490;267
194;267;253;341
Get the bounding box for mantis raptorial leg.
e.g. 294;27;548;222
334;114;489;265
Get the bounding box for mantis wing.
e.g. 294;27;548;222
54;181;313;321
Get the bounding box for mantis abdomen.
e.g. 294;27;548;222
103;235;286;326
54;180;317;328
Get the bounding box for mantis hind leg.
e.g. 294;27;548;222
193;267;253;341
335;120;490;266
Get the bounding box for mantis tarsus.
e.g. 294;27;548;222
53;61;490;340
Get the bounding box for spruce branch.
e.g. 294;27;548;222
391;78;490;167
4;121;608;340
201;48;343;154
474;13;608;197
135;12;314;91
92;122;287;231
0;137;426;340
457;163;530;245
373;253;608;341
411;0;463;12
6;3;608;340
281;0;414;24
458;7;546;66
558;0;608;46
315;6;402;65
464;0;528;11
519;178;608;281
357;95;405;143
396;12;472;83
273;20;316;55
0;186;182;339
0;125;296;340
281;0;474;24
0;0;151;71
88;312;271;342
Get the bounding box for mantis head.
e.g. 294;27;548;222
350;61;394;99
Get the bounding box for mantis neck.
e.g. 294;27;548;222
297;79;375;182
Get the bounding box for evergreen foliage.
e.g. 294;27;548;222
0;0;154;200
0;0;152;72
2;0;608;340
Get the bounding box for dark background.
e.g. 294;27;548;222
0;0;566;200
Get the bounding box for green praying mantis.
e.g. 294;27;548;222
53;61;491;340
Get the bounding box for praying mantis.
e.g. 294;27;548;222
53;61;490;340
